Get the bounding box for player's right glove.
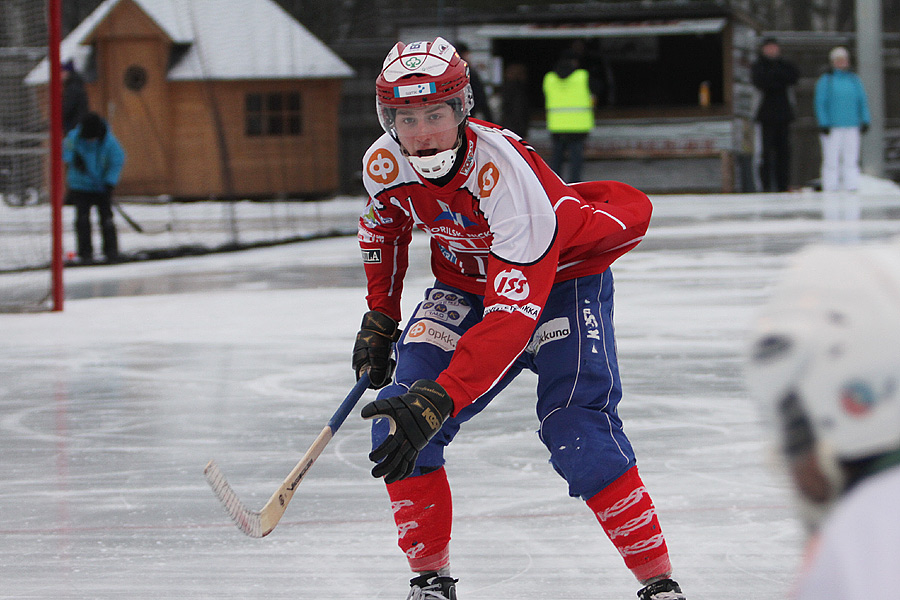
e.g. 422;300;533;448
352;310;400;389
361;379;454;484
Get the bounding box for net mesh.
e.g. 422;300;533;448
0;0;53;312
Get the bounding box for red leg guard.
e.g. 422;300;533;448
386;467;452;573
586;466;672;583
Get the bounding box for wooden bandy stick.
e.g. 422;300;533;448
204;373;370;537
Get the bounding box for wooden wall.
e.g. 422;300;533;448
168;79;343;199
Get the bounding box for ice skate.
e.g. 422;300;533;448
406;572;458;600
637;578;685;600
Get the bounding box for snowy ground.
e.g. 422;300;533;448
2;181;900;599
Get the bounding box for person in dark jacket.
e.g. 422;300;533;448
500;62;531;138
61;59;89;134
751;38;800;192
455;42;494;122
63;112;126;263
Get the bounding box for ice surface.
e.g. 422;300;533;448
2;184;900;599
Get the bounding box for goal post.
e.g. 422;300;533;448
0;0;64;312
49;0;64;311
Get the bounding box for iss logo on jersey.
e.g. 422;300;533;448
367;149;399;185
494;268;530;301
478;162;500;197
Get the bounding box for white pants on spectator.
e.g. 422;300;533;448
820;127;861;192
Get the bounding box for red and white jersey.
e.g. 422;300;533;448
359;120;651;412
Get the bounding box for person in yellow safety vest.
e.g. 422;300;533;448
543;50;595;182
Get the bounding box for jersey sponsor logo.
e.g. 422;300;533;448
361;249;382;263
519;303;541;319
459;139;476;177
494;268;530;301
406;319;460;352
362;197;393;228
526;317;570;355
414;293;470;325
427;290;469;307
484;302;541;320
434;199;477;228
367;149;399;185
478;162;500;197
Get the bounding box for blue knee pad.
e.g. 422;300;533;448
540;405;635;500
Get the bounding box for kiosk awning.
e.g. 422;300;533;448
477;18;727;39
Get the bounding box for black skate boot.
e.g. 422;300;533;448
637;578;686;600
406;572;458;600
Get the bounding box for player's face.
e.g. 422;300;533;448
762;43;780;59
394;104;459;156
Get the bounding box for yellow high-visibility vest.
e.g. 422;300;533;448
543;69;594;133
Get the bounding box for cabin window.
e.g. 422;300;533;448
245;92;302;136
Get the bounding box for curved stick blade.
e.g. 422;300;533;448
204;460;265;538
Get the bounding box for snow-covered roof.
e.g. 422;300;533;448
26;0;354;85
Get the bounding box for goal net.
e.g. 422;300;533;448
0;0;56;312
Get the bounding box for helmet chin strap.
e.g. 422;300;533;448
398;123;467;180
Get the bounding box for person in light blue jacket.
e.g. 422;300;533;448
814;46;870;192
63;112;126;263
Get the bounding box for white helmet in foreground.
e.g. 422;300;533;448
746;238;900;526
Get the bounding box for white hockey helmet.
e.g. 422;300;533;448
375;37;474;178
746;238;900;505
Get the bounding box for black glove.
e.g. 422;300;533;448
104;184;115;199
72;152;87;172
819;127;831;136
352;310;400;389
361;379;454;484
860;124;870;134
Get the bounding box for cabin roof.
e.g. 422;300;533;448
26;0;354;84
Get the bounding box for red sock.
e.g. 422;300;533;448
386;467;452;572
586;466;672;582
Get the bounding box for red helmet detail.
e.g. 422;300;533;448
375;37;474;135
376;37;471;107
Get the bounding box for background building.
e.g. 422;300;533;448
26;0;354;199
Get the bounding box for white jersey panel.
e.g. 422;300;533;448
467;124;556;265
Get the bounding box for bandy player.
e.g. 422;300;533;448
352;37;687;600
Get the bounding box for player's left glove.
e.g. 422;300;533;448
360;379;454;484
352;310;401;389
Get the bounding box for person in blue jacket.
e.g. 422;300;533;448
63;112;126;263
814;46;871;192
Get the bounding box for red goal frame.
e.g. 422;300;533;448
48;0;64;311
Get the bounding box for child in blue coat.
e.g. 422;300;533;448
63;112;126;263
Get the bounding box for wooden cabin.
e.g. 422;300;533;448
27;0;354;199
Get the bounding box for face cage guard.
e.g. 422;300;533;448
376;84;474;135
